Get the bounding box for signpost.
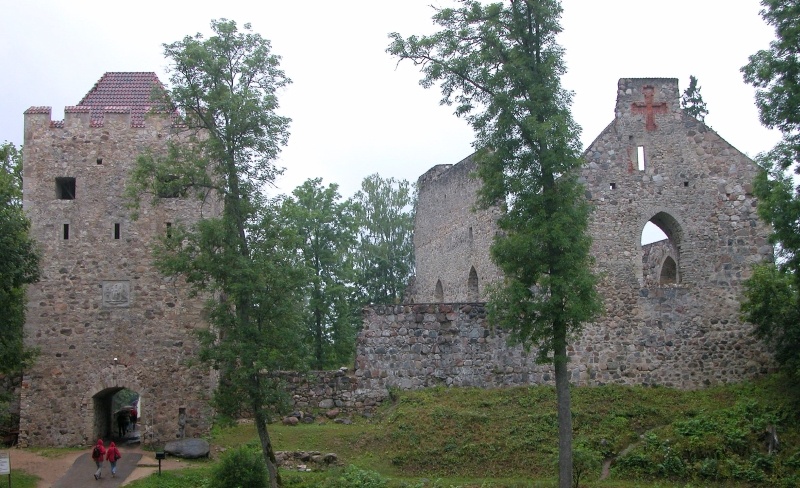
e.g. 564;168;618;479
0;451;9;488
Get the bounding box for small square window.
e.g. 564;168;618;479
610;183;617;190
56;177;76;200
96;158;103;165
683;181;689;187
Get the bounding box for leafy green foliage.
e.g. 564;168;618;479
741;262;800;375
680;75;708;122
0;142;40;440
742;0;800;171
388;3;601;486
572;444;602;488
127;19;301;487
740;1;800;379
613;382;800;484
321;465;388;488
0;142;40;376
278;178;359;369
352;174;415;305
212;445;269;488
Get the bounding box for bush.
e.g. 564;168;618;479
211;445;269;488
322;465;387;488
572;445;602;488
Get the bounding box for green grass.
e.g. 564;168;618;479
6;469;38;488
126;374;800;487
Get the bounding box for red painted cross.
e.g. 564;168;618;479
631;86;667;131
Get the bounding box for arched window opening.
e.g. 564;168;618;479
434;279;444;302
467;266;479;302
641;211;683;286
659;256;677;284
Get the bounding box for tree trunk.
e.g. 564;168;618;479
255;408;282;488
554;323;573;488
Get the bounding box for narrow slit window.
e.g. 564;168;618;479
637;146;646;171
55;177;76;200
114;223;121;240
63;223;70;240
166;222;172;238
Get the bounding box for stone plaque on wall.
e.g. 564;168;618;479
102;280;131;307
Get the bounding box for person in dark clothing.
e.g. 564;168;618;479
117;410;130;438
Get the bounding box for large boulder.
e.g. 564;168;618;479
163;438;210;459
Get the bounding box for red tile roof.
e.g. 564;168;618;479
77;72;167;127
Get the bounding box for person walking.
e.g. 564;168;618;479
91;439;106;480
105;441;122;478
130;405;138;432
117;410;130;438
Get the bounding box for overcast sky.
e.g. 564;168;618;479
1;0;780;204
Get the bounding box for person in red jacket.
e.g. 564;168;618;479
91;439;105;480
105;441;122;478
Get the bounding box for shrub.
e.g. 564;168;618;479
211;445;269;488
322;465;387;488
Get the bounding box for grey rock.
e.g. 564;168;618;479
163;438;210;459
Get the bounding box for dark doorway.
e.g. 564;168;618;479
92;387;140;441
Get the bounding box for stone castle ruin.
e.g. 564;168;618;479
19;73;218;447
355;78;774;393
17;75;775;447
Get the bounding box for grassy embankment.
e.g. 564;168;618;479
117;374;800;487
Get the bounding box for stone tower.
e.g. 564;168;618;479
19;73;217;447
380;78;773;389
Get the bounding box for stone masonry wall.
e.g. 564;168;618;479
356;299;772;398
413;158;503;303
279;370;382;414
382;78;775;396
19;106;218;447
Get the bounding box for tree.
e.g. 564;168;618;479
740;0;800;378
0;142;40;375
127;20;300;488
680;75;708;122
0;142;40;436
388;2;602;487
352;174;415;305
278;178;359;369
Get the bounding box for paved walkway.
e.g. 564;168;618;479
51;445;143;488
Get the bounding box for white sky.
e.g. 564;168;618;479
1;0;781;233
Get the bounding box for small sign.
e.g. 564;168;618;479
0;451;9;475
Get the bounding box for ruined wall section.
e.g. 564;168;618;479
19;107;217;446
413;156;502;303
361;78;774;395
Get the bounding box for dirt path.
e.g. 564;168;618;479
6;445;188;488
